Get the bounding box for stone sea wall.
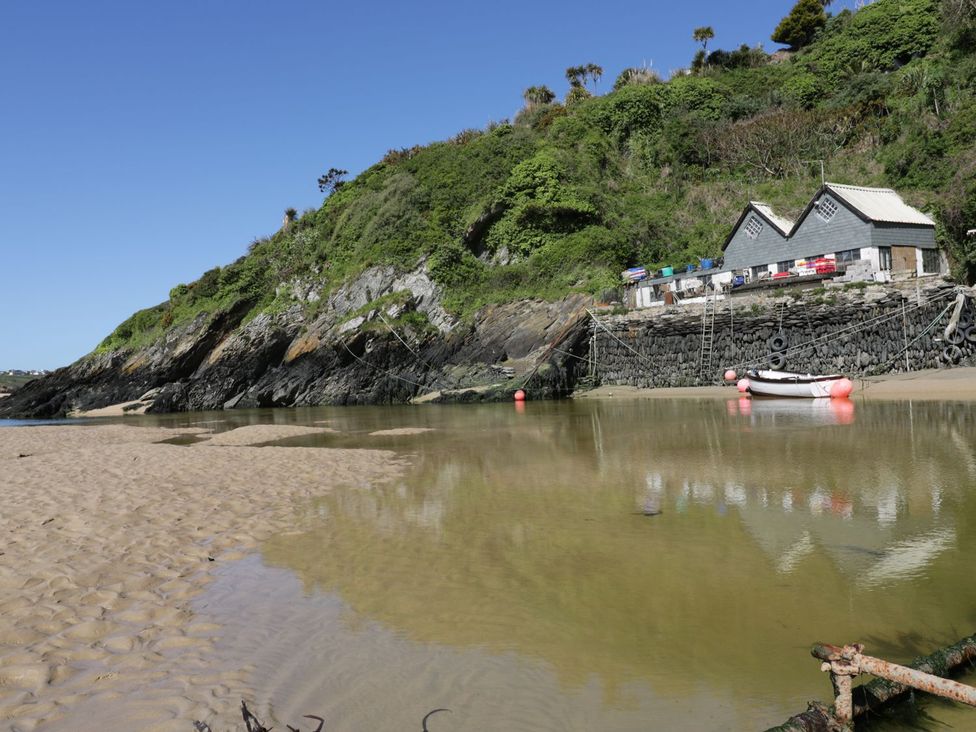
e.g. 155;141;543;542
591;282;975;388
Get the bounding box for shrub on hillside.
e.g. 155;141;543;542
771;0;827;50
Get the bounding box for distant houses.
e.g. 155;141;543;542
632;183;944;308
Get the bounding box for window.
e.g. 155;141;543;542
752;264;768;280
835;248;861;264
922;248;941;274
878;246;892;271
816;197;838;223
744;215;763;239
777;260;795;273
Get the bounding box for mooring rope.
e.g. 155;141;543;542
341;341;430;390
861;300;955;377
720;287;957;373
375;312;458;392
585;308;655;366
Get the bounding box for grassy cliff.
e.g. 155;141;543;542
98;0;976;354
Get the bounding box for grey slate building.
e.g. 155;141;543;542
634;182;945;309
723;182;942;281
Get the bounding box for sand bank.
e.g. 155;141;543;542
575;366;976;402
0;424;402;730
69;400;150;418
368;427;436;436
200;424;337;446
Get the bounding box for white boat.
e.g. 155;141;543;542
745;369;850;398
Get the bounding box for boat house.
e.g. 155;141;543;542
632;183;944;309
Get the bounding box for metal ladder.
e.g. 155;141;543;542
699;292;717;383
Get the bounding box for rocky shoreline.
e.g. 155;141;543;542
3;273;973;419
0;265;593;419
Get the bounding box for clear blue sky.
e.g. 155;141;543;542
0;0;848;370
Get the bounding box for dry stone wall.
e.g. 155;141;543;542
591;282;975;388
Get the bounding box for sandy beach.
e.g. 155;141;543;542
574;366;976;402
0;424;402;731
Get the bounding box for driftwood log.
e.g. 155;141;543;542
766;632;976;731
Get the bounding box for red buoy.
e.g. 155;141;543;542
724;369;737;382
830;377;854;399
736;378;750;393
514;389;526;402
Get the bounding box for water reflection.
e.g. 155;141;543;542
241;398;976;728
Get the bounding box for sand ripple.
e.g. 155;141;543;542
0;425;401;730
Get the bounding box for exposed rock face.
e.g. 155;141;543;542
0;263;593;418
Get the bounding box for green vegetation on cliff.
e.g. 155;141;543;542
99;0;976;354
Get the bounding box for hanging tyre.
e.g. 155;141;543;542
946;328;965;346
767;333;788;352
767;351;787;370
943;345;963;364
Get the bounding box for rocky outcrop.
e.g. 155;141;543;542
0;263;594;418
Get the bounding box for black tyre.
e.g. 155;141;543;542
943;345;963;364
946;328;965;346
767;351;787;370
965;325;976;344
767;333;788;352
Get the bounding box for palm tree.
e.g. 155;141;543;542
585;63;603;91
522;85;556;107
693;26;715;56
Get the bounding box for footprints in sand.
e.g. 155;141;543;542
0;424;402;729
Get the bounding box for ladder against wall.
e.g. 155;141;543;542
698;292;718;383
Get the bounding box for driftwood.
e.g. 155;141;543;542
766;633;976;731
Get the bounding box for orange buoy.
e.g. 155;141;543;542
514;389;526;402
724;369;737;382
736;378;750;393
829;378;854;399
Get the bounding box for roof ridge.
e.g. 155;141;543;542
826;181;896;193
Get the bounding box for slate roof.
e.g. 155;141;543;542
821;183;935;226
750;202;794;235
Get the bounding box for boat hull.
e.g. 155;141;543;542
746;370;846;398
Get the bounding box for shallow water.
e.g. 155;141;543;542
144;399;976;728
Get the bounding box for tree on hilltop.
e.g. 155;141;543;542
523;85;556;107
693;26;715;56
771;0;827;50
317;167;348;194
565;63;603;92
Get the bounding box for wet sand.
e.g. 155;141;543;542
0;424;402;731
575;366;976;402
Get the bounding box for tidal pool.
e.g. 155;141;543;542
169;397;976;730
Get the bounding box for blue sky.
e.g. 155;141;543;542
0;0;846;369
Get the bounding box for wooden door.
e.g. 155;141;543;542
892;246;915;272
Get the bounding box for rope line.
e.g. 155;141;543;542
585;308;655;366
861;300;954;377
341;341;430;390
722;288;957;372
375;312;457;392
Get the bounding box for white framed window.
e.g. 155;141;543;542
744;215;763;239
835;248;861;264
816;197;838;222
777;259;794;272
878;246;892;270
752;264;768;280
